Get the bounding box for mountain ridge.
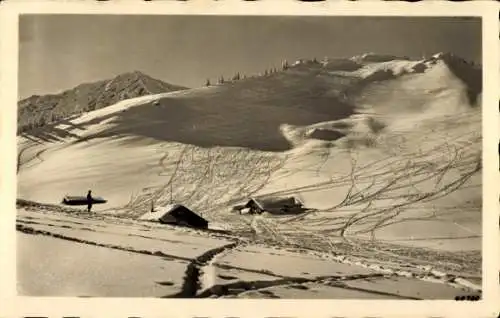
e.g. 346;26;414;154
18;52;482;153
17;71;188;134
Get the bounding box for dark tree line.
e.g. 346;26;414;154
204;60;294;87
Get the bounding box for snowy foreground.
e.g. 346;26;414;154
17;207;481;299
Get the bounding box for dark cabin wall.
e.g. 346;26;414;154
246;201;264;214
170;206;209;229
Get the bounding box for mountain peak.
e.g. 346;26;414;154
432;52;453;59
430;51;463;62
17;71;188;133
130;70;149;77
427;52;480;68
113;70;148;80
350;53;411;63
428;52;481;105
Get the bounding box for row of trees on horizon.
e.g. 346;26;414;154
204;59;298;87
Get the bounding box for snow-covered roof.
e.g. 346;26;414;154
138;203;182;221
245;196;301;210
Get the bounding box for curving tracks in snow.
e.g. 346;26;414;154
122;144;287;223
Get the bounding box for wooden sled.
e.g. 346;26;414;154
61;195;107;206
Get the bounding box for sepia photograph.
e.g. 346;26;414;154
14;13;485;300
1;3;498;316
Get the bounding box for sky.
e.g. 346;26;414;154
18;15;481;100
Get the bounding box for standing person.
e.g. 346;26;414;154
87;190;93;212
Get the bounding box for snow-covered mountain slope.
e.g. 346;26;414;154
17;53;482;270
18;71;188;133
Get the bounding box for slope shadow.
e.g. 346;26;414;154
20;115;87;143
308;128;346;141
72;73;357;152
20;125;81;143
448;63;482;106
